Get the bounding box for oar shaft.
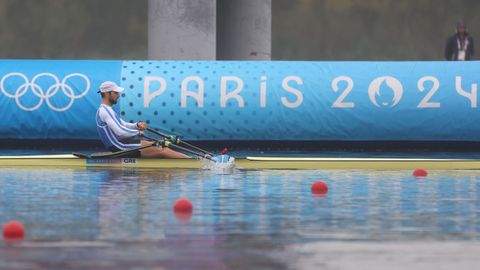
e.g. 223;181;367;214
179;141;215;157
143;135;213;161
146;128;214;156
169;143;214;161
146;128;170;139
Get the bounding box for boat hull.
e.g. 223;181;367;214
1;154;480;170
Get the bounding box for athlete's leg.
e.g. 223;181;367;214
139;140;190;158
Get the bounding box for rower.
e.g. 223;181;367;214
95;81;189;158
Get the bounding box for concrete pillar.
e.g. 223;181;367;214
217;0;271;60
148;0;216;60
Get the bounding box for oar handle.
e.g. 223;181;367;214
146;127;214;156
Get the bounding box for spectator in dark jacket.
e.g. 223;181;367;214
445;22;474;61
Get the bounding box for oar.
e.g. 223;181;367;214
146;127;215;157
143;135;214;161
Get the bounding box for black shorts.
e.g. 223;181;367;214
108;138;142;158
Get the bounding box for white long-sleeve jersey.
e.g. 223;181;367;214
96;104;141;150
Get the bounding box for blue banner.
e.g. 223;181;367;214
0;60;121;139
119;61;480;141
1;60;479;141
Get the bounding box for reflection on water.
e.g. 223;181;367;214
1;167;480;269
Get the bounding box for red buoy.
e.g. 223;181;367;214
311;181;329;195
2;221;25;240
413;169;428;177
173;198;193;213
175;212;192;222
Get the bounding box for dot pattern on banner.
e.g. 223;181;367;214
119;61;311;140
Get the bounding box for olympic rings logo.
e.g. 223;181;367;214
0;72;90;111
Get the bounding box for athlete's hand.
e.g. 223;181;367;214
136;121;147;130
138;131;144;137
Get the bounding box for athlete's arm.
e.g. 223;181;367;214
120;118;139;130
99;107;139;138
120;119;147;130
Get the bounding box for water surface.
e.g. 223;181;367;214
1;167;480;269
